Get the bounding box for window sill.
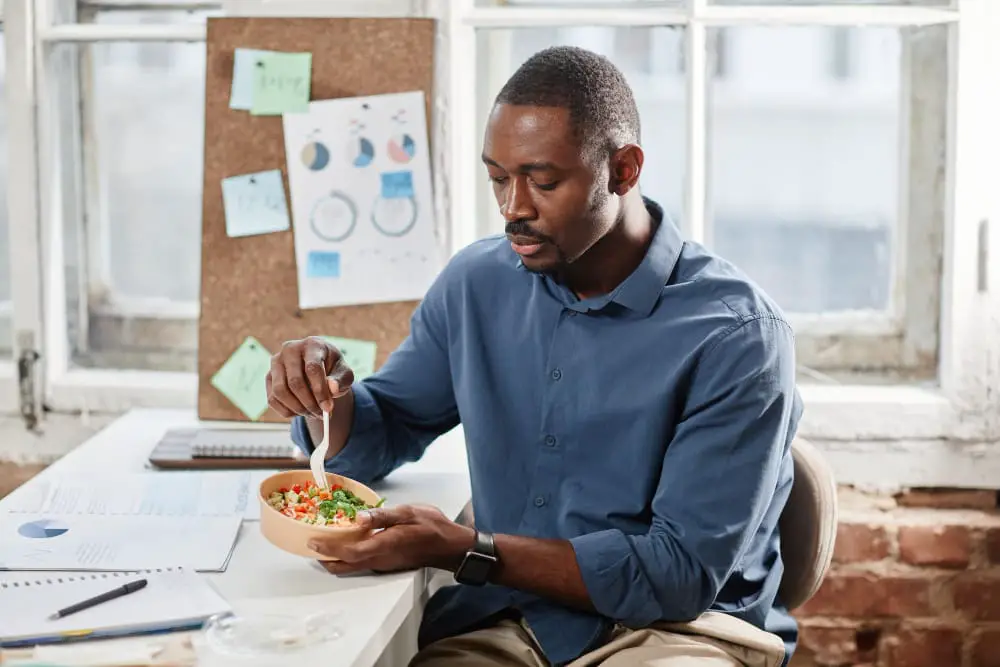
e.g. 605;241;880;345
31;367;1000;491
39;367;972;439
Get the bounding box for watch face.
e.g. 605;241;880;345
457;552;496;586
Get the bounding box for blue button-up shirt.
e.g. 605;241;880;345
291;199;802;666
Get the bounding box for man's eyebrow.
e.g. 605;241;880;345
481;155;560;173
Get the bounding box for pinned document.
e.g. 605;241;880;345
211;336;273;421
221;169;290;238
322;336;377;380
251;51;312;115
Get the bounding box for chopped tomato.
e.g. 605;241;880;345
278;487;289;494
292;484;302;494
336;510;345;518
281;508;295;518
331;484;342;491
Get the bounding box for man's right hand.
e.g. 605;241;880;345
266;336;356;419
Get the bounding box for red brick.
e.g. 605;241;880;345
798;625;859;665
972;629;1000;667
898;525;971;569
986;527;1000;565
887;627;963;667
833;523;891;564
895;488;997;511
954;577;1000;621
797;572;933;618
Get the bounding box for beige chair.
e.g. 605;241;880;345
455;437;838;610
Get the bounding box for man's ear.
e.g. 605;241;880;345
609;144;644;196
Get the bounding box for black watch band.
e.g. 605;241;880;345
454;531;498;587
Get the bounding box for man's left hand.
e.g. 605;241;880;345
309;504;475;575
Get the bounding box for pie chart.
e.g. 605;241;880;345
18;518;70;539
311;191;358;242
350;137;375;168
387;134;416;164
300;141;330;171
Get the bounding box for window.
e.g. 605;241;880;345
474;25;685;240
72;7;210;373
8;0;999;485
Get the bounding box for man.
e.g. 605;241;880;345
267;46;801;667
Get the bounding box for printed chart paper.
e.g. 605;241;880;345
282;91;442;309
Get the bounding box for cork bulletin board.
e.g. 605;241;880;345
197;16;437;423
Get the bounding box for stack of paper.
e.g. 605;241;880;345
0;472;251;572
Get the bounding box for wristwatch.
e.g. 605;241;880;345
454;531;498;586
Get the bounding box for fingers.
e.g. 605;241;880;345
267;354;308;417
267;337;346;419
328;359;355;399
304;344;335;413
359;506;408;531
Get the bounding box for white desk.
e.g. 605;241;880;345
0;408;472;667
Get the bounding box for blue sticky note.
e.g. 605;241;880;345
221;169;291;238
230;48;269;111
380;170;415;199
307;251;341;278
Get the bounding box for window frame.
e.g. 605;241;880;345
7;0;999;488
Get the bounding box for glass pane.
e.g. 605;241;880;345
475;26;686;238
709;25;906;314
0;31;10;358
711;1;947;5
72;10;205;370
475;1;681;7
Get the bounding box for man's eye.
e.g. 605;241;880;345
534;181;558;191
490;175;508;185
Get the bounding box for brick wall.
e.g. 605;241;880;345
792;488;1000;667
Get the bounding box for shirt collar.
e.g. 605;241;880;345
514;197;684;318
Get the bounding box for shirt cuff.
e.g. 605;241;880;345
288;381;390;485
570;529;661;627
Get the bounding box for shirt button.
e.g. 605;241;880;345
534;496;546;507
551;369;562;381
544;435;556;447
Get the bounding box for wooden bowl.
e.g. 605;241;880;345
258;470;382;560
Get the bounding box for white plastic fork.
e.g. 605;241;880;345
309;409;330;490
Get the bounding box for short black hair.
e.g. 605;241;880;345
494;45;641;159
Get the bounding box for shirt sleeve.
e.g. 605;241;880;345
290;269;460;486
569;315;799;626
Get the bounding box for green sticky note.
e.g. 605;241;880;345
322;336;377;381
250;51;312;115
211;336;272;420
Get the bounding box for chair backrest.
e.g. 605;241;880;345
777;437;839;610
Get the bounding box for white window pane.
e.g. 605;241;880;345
710;1;948;5
73;10;204;370
475;26;685;238
475;1;681;7
709;25;903;314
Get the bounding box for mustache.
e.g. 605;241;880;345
505;221;550;243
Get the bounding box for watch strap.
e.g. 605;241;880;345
473;530;496;558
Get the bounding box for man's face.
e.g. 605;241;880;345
482;104;616;274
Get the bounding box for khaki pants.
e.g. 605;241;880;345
409;612;786;667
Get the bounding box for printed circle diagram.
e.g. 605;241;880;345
371;196;418;237
387;134;416;164
300;141;330;171
18;518;70;539
349;137;375;168
311;191;358;243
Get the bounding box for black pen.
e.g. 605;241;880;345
48;578;148;620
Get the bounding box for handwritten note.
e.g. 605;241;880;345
323;336;378;380
221;169;290;238
251;51;312;116
229;47;268;111
210;336;273;421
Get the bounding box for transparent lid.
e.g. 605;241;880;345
201;610;344;658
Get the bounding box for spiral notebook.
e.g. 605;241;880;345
0;567;232;648
148;427;307;470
